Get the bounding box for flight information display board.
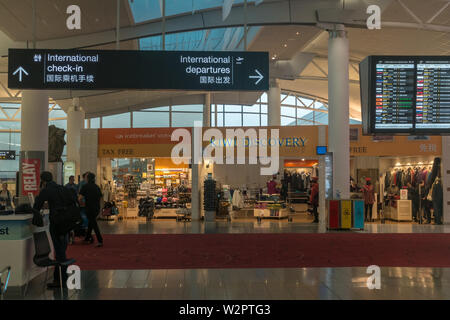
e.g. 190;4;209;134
360;56;450;135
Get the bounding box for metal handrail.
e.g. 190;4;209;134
0;266;11;299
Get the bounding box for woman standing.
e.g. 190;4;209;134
79;172;104;247
0;183;12;208
362;178;375;222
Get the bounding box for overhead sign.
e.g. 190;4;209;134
8;49;269;91
360;55;450;135
0;150;15;160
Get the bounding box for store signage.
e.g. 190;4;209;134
0;150;15;160
360;55;450;135
63;161;76;185
21;159;41;196
8;49;269;91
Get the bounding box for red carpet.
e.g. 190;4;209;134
67;233;450;270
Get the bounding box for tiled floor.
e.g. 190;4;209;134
96;215;450;235
4;217;450;300
5;267;450;300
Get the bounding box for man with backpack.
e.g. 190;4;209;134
33;171;80;289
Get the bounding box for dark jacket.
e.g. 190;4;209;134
33;181;65;221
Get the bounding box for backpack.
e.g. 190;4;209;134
51;185;82;236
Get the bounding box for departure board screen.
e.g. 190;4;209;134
360;56;450;135
375;62;415;130
416;61;450;129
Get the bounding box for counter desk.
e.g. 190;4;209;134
0;212;50;288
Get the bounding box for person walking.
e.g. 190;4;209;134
309;177;319;223
33;172;70;288
361;178;375;222
65;175;78;200
79;172;104;247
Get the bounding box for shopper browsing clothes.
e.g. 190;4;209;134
309;177;319;223
79;172;104;247
361;178;375;222
421;180;432;224
267;175;278;195
407;182;420;222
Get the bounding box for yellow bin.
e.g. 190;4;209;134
340;200;352;229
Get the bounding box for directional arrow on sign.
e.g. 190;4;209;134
13;66;29;82
249;69;264;85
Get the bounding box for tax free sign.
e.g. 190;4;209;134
8;49;269;91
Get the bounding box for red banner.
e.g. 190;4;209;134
21;158;41;196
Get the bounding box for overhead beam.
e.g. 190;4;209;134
0;0;391;55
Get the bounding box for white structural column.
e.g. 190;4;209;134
268;79;281;126
442;137;450;223
67;98;85;178
328;26;350;199
318;125;326;229
21;90;49;168
191;123;202;221
203;93;211;127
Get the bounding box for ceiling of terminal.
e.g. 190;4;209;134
0;0;449;120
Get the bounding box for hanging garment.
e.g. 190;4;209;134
232;190;244;209
432;179;443;224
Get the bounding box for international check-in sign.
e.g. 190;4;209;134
8;49;269;91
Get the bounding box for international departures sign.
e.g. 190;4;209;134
8;49;269;91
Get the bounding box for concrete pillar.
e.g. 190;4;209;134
328;25;350;199
268;79;281;126
203;93;211;127
21;90;49;168
67;98;85;178
191;122;202;221
318;125;326;229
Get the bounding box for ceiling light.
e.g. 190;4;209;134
283;44;287;47
296;32;300;35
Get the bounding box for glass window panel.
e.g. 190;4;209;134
282;94;296;106
259;92;268;103
89;118;100;129
211;104;215;112
211;113;215;127
243;114;260;127
217;113;224;127
225;113;242;127
49;120;67;130
133;112;169;128
102;113;131;128
261;114;268;126
172;104;204;112
298;97;314;107
49;109;67;119
225;105;241;112
172;112;203;127
243;104;260;113
297;108;311;118
261;105;267;113
0;121;20;130
281;116;295;126
142;106;170;112
281;107;296;117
